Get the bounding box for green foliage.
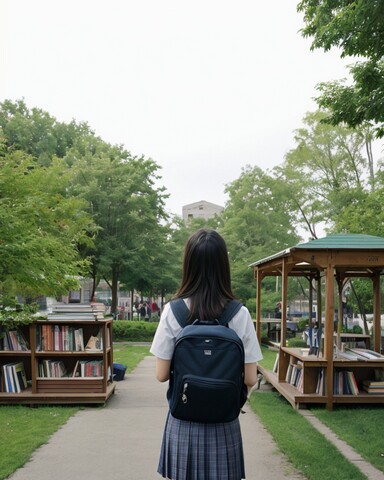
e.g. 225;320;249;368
297;318;309;332
221;165;300;303
278;110;372;236
287;337;307;348
297;0;384;137
0;146;93;297
112;320;158;341
0;296;39;328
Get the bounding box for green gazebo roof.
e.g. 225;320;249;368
250;234;384;267
294;234;384;250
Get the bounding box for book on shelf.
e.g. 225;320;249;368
38;359;67;378
72;360;80;377
285;360;303;392
339;348;384;361
272;353;279;373
0;326;29;351
85;329;103;351
316;368;325;395
37;325;84;352
74;328;84;351
2;362;27;392
333;370;359;395
79;360;104;377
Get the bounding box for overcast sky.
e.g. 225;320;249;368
2;0;352;217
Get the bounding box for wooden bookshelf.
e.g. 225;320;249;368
259;347;384;409
0;319;116;405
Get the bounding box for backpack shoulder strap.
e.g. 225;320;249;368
217;300;243;326
170;299;190;328
170;298;242;327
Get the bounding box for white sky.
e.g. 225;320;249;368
2;0;353;217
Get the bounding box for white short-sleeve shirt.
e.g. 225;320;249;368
150;300;263;363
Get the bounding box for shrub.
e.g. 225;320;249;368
112;320;158;341
287;337;307;348
297;318;309;332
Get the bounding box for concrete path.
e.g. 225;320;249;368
8;356;305;480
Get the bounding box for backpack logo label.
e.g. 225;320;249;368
204;350;212;355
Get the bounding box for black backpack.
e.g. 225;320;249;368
167;299;248;423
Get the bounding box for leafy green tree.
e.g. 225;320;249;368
221;165;300;308
278;111;376;237
0;148;93;297
297;0;384;137
73;149;169;313
0;99;93;164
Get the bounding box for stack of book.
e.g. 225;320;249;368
338;348;384;361
1;362;28;392
47;303;105;321
362;380;384;394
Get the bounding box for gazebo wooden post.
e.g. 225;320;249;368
255;268;262;343
308;276;313;327
373;273;381;353
325;257;335;410
336;277;344;350
316;274;322;330
281;258;289;347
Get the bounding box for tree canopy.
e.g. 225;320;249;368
297;0;384;137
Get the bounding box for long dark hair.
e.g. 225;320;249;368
175;229;235;321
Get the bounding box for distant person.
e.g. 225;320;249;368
139;303;146;320
151;301;159;314
144;302;151;321
150;228;262;480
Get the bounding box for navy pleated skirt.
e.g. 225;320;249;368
157;412;246;480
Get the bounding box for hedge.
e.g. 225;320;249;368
112;320;159;342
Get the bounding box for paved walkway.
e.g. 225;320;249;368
8;356;305;480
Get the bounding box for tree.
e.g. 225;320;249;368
221;165;300;307
0;148;94;297
0;99;94;163
73;149;169;313
297;0;384;137
278;111;376;237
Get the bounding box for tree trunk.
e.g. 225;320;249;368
111;267;119;317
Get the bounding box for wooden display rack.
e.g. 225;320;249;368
0;318;116;405
251;234;384;410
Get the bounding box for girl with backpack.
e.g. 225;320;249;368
150;228;262;480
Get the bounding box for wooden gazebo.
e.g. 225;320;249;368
251;234;384;410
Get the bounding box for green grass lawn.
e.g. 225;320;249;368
113;343;151;372
0;405;78;480
252;344;384;477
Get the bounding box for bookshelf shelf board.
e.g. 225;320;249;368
35;351;105;356
0;383;115;405
0;350;31;356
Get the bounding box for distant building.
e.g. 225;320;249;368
182;200;224;223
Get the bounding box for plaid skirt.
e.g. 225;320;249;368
157;412;245;480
